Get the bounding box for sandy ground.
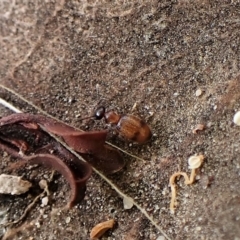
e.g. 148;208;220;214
0;0;240;239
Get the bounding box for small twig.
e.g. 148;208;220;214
0;98;22;113
106;142;146;162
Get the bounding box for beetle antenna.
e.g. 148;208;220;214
77;114;95;121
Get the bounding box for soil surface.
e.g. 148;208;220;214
0;1;240;240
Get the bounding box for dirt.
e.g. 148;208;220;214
0;0;240;239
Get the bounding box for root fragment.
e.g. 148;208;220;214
2;179;50;227
169;155;204;213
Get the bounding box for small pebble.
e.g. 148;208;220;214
3;152;8;157
123;196;134;209
41;196;49;206
65;216;71;224
156;236;165;240
200;175;214;189
195;89;202;97
233;111;240;126
35;222;41;228
39;179;48;190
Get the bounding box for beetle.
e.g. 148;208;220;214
94;106;152;144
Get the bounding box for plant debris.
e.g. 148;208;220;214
90;219;115;239
169;155;205;214
0;174;32;195
192;124;206;134
0;113;125;208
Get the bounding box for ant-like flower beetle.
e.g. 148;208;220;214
94;106;152;144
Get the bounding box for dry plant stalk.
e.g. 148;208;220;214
90;219;115;239
169;155;205;213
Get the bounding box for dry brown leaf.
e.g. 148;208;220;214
90;219;115;239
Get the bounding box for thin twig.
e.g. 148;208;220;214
0;98;22;113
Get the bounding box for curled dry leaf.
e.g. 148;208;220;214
90;219;115;239
0;113;125;207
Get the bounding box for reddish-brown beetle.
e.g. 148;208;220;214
94;106;152;144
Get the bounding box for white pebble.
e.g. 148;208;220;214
35;221;41;228
123;196;134;209
156;236;165;240
39;179;48;190
65;216;71;224
41;196;49;206
233;111;240;126
195;89;202;97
